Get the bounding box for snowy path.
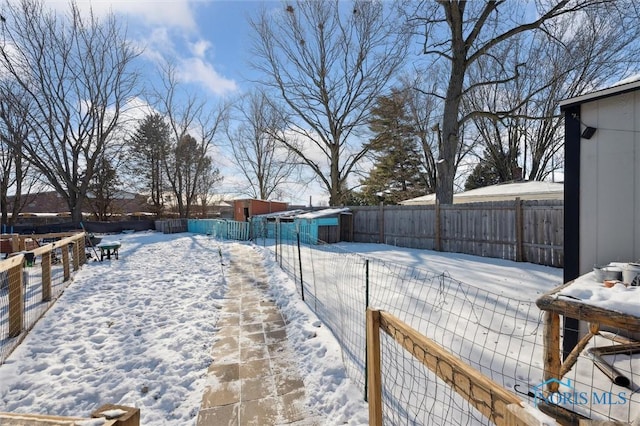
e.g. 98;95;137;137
197;243;320;425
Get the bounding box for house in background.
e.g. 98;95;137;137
233;199;289;222
399;181;564;205
9;190;150;217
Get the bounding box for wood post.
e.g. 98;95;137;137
543;311;561;392
41;251;51;302
62;244;70;281
92;404;140;426
559;323;599;378
8;262;23;338
78;236;87;265
366;308;382;426
72;242;80;271
11;234;19;253
506;403;549;426
515;197;524;262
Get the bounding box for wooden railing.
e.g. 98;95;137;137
366;308;547;426
1;232;86;364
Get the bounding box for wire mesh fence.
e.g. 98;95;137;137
0;234;85;365
256;229;548;425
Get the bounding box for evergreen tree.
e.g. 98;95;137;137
464;148;519;191
128;114;170;216
360;89;427;205
88;155;121;221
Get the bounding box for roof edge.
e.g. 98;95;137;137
560;79;640;110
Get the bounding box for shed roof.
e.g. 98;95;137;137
560;75;640;109
253;207;351;220
399;181;563;206
296;208;351;219
252;209;307;219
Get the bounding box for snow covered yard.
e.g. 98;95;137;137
0;232;227;424
8;230;633;424
0;232;369;425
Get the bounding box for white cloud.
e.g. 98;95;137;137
189;40;211;58
72;0;197;31
177;56;238;96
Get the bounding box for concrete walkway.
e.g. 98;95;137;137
197;244;317;425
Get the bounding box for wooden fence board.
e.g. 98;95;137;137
351;200;564;267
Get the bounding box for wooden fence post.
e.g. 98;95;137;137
72;242;80;271
543;311;561;393
62;244;70;281
515;197;524;262
8;262;23;337
366;308;382;426
11;234;19;253
42;250;52;302
78;236;87;265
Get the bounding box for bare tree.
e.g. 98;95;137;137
227;91;298;200
0;83;42;225
406;0;619;203
196;165;222;218
250;0;408;205
152;63;228;218
524;9;640;181
463;7;640;183
0;0;140;222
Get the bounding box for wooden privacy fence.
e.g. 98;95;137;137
366;308;544;426
155;219;188;234
351;200;563;267
0;232;86;364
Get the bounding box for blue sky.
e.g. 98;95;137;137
60;0;326;205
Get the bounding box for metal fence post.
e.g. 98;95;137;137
365;259;370;308
297;231;304;301
364;259;370;401
275;219;278;263
279;220;283;268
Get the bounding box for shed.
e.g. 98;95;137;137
251;208;352;244
561;77;640;278
398;181;563;205
233;199;289;222
295;208;352;243
559;77;640;354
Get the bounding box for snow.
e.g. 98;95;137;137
295;208;351;219
0;231;369;424
1;230;633;424
555;264;640;315
400;181;563;205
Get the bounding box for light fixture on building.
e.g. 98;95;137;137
581;126;597;139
